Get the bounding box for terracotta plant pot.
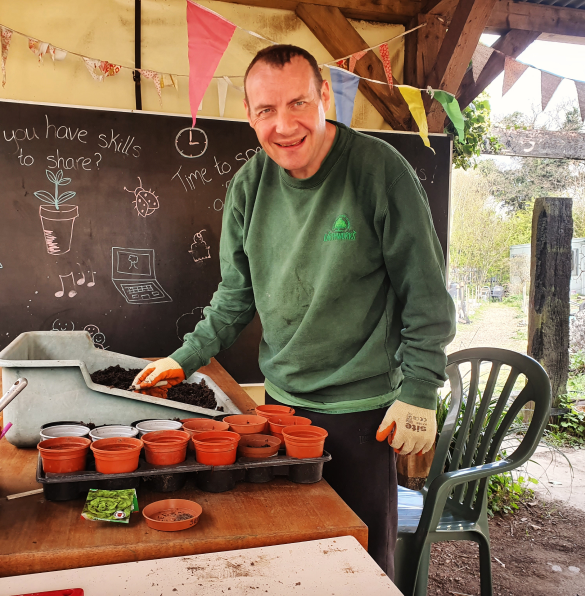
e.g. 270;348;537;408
255;404;295;420
282;425;328;459
142;498;203;532
90;437;144;474
237;433;281;459
39;204;78;255
223;414;268;435
142;430;191;466
191;430;241;466
181;418;229;451
38;436;91;474
268;415;312;442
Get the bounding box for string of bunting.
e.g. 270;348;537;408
0;4;464;149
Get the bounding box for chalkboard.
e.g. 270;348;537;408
0;100;452;383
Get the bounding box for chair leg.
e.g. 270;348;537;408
414;544;431;596
474;533;493;596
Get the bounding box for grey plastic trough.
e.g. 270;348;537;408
0;331;241;448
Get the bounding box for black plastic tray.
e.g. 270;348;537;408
36;449;332;500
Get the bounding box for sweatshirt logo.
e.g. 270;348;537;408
324;214;356;242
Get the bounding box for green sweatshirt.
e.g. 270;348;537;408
171;122;456;414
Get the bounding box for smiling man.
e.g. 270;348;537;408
133;45;455;577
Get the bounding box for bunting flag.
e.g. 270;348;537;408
433;90;465;142
502;56;529;96
99;61;121;78
139;69;162;104
217;76;228;117
0;26;12;87
349;50;367;74
541;71;563;111
49;45;67;62
28;39;49;62
471;44;494;82
378;43;393;88
187;1;236;126
161;73;178;90
330;67;360;127
82;57;104;82
576;81;585;122
398;86;433;151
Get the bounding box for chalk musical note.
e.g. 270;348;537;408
87;270;96;288
76;263;86;285
55;272;77;298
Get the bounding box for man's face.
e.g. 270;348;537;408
244;56;332;179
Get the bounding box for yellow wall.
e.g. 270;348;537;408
0;0;404;129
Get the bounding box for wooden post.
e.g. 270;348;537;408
527;197;573;408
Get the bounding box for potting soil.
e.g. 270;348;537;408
90;365;221;410
154;510;193;522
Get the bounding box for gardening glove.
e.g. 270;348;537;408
131;357;185;398
376;400;436;455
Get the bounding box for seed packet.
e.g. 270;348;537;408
81;488;139;523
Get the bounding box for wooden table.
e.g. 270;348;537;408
0;536;401;595
0;359;368;579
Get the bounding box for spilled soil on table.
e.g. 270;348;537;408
90;365;221;410
427;499;585;596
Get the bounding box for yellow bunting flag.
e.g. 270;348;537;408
398;86;434;151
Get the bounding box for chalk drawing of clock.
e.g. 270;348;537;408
175;127;208;158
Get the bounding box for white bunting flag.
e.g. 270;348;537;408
1;26;12;87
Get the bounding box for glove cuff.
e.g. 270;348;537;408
169;345;207;379
399;376;439;410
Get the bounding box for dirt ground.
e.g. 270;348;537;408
427;499;585;596
428;301;585;596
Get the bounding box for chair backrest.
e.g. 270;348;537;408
424;347;551;518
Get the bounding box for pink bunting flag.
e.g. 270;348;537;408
541;71;562;111
187;1;236;126
28;39;49;63
576;81;585;122
378;43;393;88
471;44;493;82
100;61;122;78
349;50;366;74
82;57;104;82
1;26;12;87
139;69;162;105
502;56;528;96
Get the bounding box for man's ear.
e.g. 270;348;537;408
321;79;331;114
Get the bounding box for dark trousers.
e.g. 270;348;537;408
265;393;398;578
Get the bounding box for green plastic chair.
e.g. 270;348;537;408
394;347;551;596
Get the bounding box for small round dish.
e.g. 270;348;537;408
237;434;281;459
142;498;203;532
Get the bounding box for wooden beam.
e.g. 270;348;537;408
482;129;585;161
296;3;411;130
457;29;540;109
488;0;585;39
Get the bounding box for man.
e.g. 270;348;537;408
133;45;456;577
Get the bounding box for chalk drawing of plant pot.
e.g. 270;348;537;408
34;169;79;255
39;204;79;255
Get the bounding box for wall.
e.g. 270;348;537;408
0;0;404;130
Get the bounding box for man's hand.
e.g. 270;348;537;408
131;357;186;398
376;400;436;455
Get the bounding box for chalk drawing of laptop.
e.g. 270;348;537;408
111;247;172;304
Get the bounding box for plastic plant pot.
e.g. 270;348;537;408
182;418;230;452
282;425;328;459
191;430;241;465
90;437;144;474
37;436;91;474
40;424;90;442
89;425;139;442
223;414;268;435
142;498;203;532
255;404;295;419
135;419;183;437
268;415;312;443
141;430;191;466
237;433;281;459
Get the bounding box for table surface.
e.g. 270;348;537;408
0;359;368;579
0;537;400;596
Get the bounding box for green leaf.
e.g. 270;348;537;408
60;177;72;186
34;190;55;204
56;191;76;204
45;170;57;183
55;170;64;182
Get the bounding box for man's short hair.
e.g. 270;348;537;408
244;44;324;103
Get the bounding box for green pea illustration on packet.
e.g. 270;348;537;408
81;489;139;523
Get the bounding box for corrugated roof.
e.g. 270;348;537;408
522;0;585;9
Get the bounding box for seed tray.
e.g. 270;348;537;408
36;450;332;500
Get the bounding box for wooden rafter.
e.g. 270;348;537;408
457;29;540;109
296;3;411;130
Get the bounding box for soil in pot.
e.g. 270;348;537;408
223;414;268;435
237;433;281;459
90;365;221;410
142;430;190;466
142;498;203;532
90;437;143;474
38;436;91;474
